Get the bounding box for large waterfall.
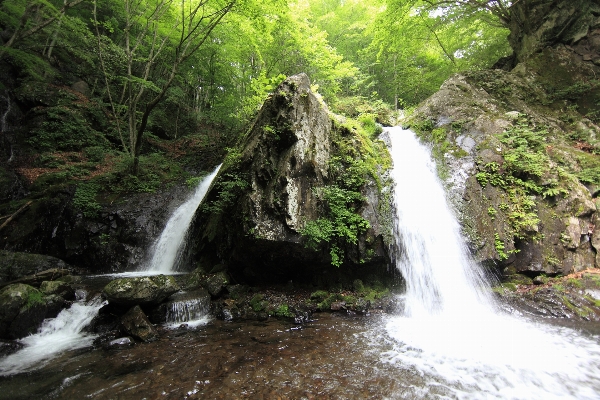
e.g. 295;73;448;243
145;164;221;274
384;127;600;399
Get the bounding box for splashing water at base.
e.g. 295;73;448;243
385;127;600;399
146;164;221;273
0;296;106;376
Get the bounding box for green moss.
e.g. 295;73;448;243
25;289;44;310
250;294;267;312
566;278;583;289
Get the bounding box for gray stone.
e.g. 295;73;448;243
103;275;179;306
206;272;229;297
121;305;159;342
106;336;135;349
40;280;73;299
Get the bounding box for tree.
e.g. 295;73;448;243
93;0;237;173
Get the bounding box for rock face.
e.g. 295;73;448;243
509;0;600;64
103;275;179;306
191;74;392;284
0;182;199;273
409;19;600;276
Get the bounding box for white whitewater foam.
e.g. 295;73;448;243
164;297;211;329
0;296;106;376
146;164;221;273
384;127;600;399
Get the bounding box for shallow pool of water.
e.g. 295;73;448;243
0;311;599;399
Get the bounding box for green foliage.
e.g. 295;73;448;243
202;172;249;214
73;183;101;218
250;294;267;312
272;304;294;318
494;233;508;261
301;186;370;267
28;106;107;152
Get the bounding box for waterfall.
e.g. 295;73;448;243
384;127;600;399
164;293;211;329
145;164;221;274
0;295;106;376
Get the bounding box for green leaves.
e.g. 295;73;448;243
301;186;370;268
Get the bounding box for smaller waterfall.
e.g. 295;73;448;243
164;292;211;328
0;295;106;376
145;164;221;274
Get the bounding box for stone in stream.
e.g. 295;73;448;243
0;283;64;339
40;280;74;299
103;275;179;306
105;336;135;349
121;305;159;342
205;272;229;297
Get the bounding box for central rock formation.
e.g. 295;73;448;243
190;74;392;284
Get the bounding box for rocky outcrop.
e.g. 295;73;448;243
103;275;179;306
409;40;600;276
508;0;600;64
190;74;393;284
0;181;200;274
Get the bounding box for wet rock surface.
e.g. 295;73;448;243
0;182;196;274
103;275;179;306
410;43;600;276
121;305;159;342
496;270;600;321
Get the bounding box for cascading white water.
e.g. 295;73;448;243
384;127;600;399
165;298;211;329
0;295;106;376
145;164;221;274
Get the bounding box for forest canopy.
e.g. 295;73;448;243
0;0;511;172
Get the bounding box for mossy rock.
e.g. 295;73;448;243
103;275;179;306
0;283;48;339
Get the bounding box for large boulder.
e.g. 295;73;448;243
0;250;70;285
190;74;393;284
121;305;159;342
0;283;48;339
103;275;179;306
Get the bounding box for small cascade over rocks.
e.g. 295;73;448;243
165;291;211;328
145;164;221;274
384;127;600;399
0;294;105;375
